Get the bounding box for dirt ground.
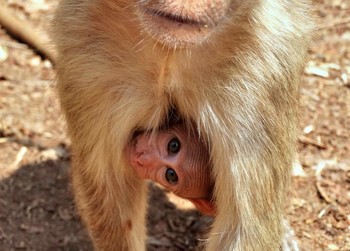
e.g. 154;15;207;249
0;0;349;250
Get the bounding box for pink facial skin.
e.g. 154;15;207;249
128;125;215;215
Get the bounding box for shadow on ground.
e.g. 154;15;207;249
0;157;212;251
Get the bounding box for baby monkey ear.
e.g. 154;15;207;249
189;198;216;216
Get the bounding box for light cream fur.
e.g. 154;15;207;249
52;0;312;250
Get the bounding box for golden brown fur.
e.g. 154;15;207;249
52;0;312;250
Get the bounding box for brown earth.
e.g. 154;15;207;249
0;0;349;250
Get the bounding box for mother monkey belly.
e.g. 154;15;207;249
51;0;312;250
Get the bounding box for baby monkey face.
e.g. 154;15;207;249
128;125;215;215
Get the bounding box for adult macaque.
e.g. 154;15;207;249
52;0;311;250
128;124;215;215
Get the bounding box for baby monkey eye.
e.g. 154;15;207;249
165;168;178;184
167;137;181;155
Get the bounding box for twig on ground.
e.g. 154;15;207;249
315;165;349;222
0;4;56;63
0;146;28;179
298;135;327;149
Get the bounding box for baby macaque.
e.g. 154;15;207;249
128;124;215;215
52;0;312;250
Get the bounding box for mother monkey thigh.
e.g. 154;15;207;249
52;0;312;250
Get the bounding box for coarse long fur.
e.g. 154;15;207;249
52;0;312;250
